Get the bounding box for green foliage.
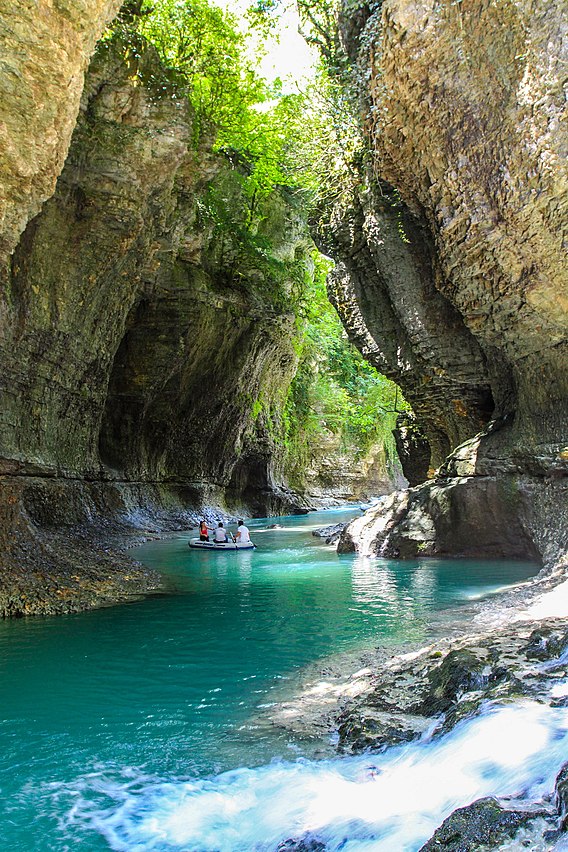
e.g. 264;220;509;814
114;0;260;142
195;180;310;311
218;91;309;202
278;72;365;214
111;0;366;215
108;0;409;480
111;0;308;206
297;0;343;71
283;252;409;480
245;0;367;213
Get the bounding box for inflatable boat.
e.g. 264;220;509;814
188;538;255;551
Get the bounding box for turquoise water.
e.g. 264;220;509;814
0;509;542;850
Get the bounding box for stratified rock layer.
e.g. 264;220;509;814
334;0;567;563
0;36;313;614
0;0;122;264
326;178;495;468
368;0;567;449
393;412;431;486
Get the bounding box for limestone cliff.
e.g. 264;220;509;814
293;432;400;507
0;0;122;265
325;177;494;468
333;0;567;564
0;35;313;614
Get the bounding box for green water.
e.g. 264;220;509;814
0;509;540;849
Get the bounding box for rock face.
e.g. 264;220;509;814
301;435;400;506
326;178;495;469
334;0;567;564
339;422;566;563
392;412;431;486
0;0;122;265
1;39;309;490
0;36;314;614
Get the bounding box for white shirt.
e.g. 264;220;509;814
214;527;228;542
236;524;250;542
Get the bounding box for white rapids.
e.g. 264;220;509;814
60;692;568;852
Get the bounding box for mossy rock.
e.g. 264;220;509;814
419;796;550;851
337;709;421;753
411;649;508;717
523;628;568;662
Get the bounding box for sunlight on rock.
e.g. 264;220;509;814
520;577;568;621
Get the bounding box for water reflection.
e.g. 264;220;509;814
350;558;436;631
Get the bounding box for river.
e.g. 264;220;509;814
1;508;559;850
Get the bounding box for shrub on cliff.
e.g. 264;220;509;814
110;0;306;202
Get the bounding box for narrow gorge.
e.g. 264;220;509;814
0;18;333;614
2;0;564;613
0;0;567;847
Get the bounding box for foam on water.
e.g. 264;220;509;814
60;696;568;852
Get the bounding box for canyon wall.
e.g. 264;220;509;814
333;0;567;564
0;33;317;614
0;11;400;614
2;0;565;612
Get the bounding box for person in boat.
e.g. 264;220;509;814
235;519;251;543
213;521;230;544
199;520;210;542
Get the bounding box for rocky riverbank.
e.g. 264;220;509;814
0;474;256;616
262;554;568;850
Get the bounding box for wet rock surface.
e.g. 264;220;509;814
312;522;346;545
338;429;567;567
556;764;568;831
263;610;568;851
0;475;179;616
418;797;552;851
278;838;326;852
333;623;568;754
